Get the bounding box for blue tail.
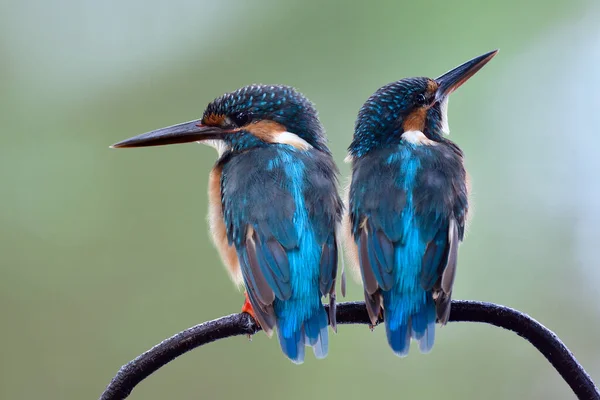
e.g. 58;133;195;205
384;295;436;357
304;306;329;359
277;324;305;364
276;306;329;364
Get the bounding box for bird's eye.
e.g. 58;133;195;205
416;94;427;106
230;112;252;127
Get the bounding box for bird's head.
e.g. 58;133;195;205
112;84;327;154
349;50;498;158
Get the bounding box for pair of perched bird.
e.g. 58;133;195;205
112;50;497;363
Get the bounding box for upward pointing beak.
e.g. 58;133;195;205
110;120;225;148
435;49;498;102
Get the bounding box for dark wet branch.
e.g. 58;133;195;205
99;300;599;400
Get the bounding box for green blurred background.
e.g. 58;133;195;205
2;0;599;399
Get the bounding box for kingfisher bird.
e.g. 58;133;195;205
112;84;343;364
344;50;498;356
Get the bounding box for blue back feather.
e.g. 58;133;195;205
350;143;466;356
221;146;341;363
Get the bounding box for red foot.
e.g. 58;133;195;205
241;292;260;328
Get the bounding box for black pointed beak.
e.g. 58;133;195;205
110;120;225;148
435;49;498;102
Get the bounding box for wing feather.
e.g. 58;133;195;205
362;219;395;291
433;217;460;324
358;227;380;295
244;232;277;305
319;234;338;296
441;217;459;294
239;250;276;335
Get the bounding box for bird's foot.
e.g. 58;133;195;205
241;292;257;320
368;309;384;331
242;292;260;339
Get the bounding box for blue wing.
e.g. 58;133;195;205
349;148;407;324
305;153;343;327
221;148;297;335
412;146;467;323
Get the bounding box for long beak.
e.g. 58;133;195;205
435;49;498;102
110;120;225;148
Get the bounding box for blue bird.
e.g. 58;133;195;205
112;84;343;363
344;50;498;356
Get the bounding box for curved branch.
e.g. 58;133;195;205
99;301;599;400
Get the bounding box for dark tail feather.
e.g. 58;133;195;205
304;306;329;359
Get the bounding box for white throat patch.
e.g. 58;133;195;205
440;96;450;135
202;140;230;157
401;130;437;146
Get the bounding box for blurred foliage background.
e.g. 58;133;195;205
1;0;599;399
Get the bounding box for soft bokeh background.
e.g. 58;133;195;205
2;1;599;399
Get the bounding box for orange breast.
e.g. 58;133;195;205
208;166;242;285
